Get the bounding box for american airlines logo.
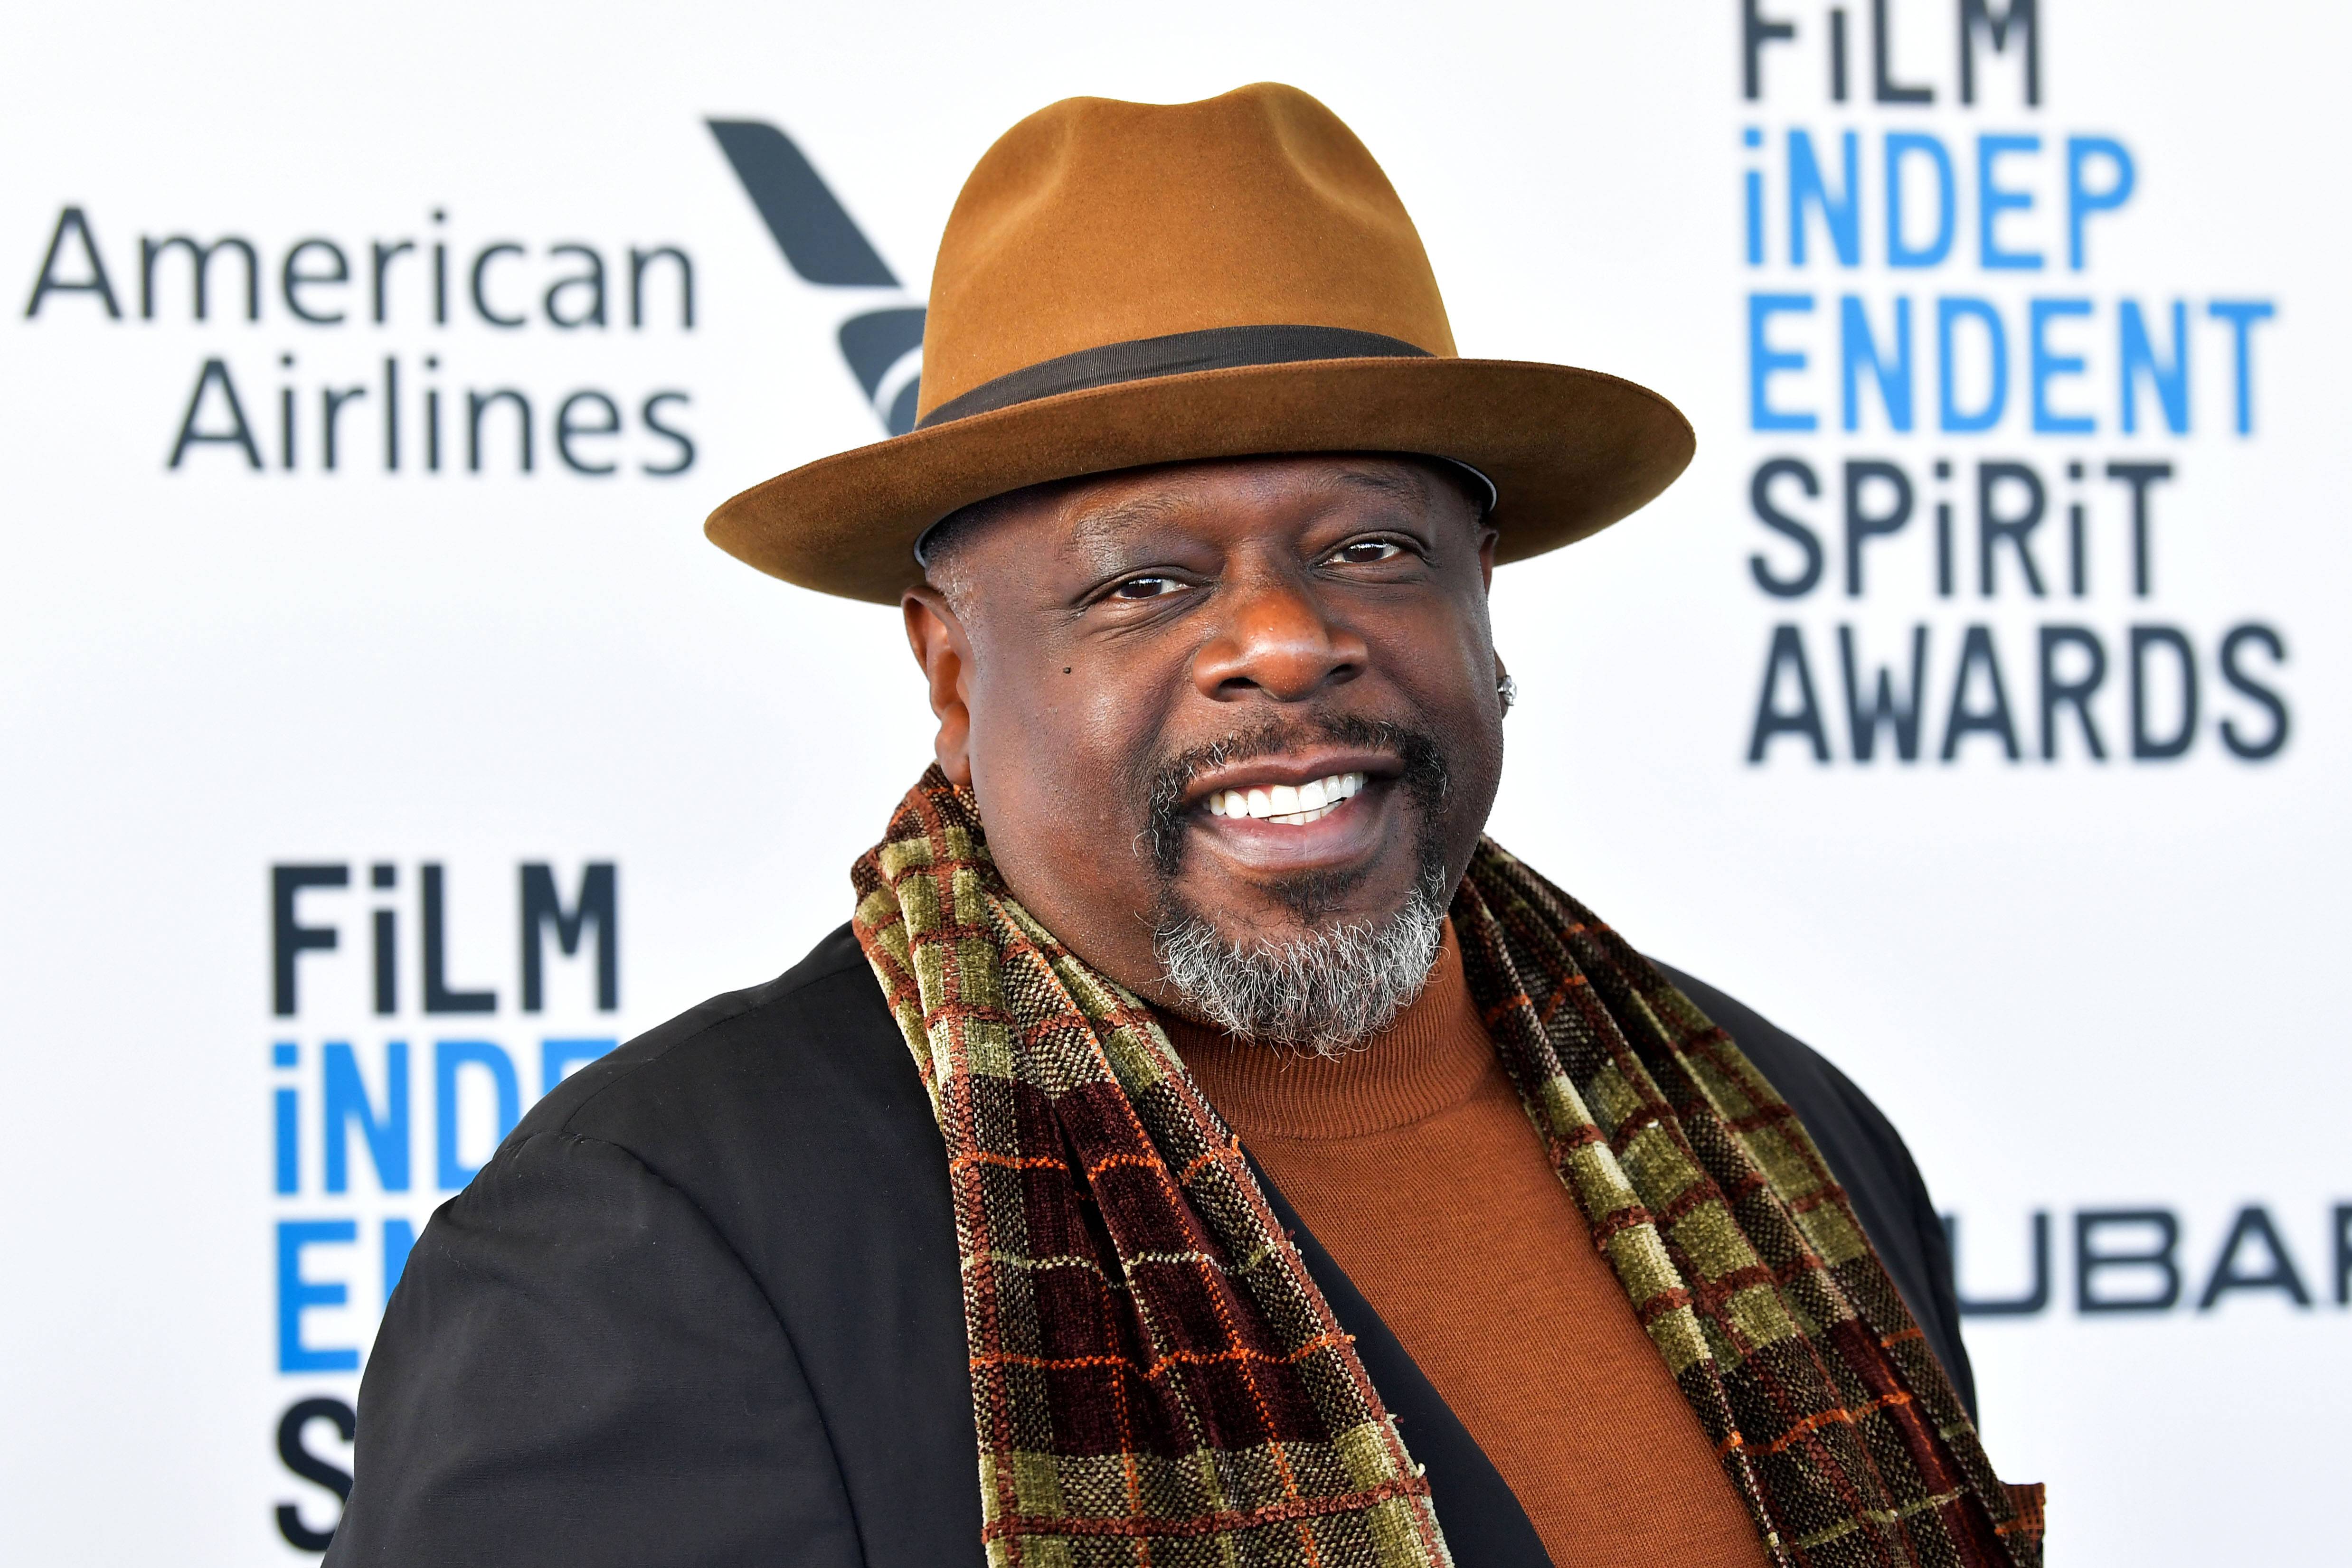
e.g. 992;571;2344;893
708;120;926;435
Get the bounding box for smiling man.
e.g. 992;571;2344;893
331;86;2040;1568
905;456;1496;1060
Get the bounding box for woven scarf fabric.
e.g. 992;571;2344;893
852;767;2043;1568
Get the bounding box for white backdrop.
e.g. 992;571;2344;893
2;2;2344;1562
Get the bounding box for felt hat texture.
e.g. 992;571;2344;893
707;83;1694;603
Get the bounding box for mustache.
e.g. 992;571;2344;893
1138;713;1451;881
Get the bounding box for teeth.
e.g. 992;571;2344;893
1207;772;1366;823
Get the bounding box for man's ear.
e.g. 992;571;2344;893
1477;525;1499;592
903;586;975;787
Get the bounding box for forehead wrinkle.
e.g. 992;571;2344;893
1057;488;1191;563
1308;464;1430;508
1319;460;1492;537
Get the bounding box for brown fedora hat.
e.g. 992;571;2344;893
706;83;1694;604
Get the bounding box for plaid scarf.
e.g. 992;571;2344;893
852;767;2043;1568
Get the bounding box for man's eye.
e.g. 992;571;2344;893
1111;575;1186;600
1330;540;1407;565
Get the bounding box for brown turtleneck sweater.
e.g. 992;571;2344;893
1164;923;1771;1568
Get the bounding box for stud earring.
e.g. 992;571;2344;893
1497;671;1518;717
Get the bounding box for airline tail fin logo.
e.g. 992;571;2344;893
707;119;925;434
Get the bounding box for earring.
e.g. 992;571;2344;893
1497;671;1518;717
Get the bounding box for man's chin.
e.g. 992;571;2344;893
1149;871;1450;1055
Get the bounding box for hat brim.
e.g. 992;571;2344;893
705;356;1694;604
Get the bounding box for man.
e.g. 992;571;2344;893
330;85;2040;1568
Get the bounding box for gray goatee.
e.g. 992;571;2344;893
1152;860;1449;1060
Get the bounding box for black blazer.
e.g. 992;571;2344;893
326;924;1973;1568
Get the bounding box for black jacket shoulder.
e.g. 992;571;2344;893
329;924;982;1568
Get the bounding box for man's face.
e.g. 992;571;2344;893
902;455;1504;1028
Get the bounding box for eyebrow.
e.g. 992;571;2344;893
1062;490;1188;554
1061;464;1434;552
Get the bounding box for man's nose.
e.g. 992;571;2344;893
1190;571;1367;702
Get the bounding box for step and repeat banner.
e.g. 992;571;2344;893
2;2;2342;1563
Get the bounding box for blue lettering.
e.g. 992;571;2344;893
2030;298;2095;433
1884;132;1955;268
1841;295;1913;432
2065;136;2135;271
277;1220;359;1373
323;1040;410;1193
1787;129;1860;267
1743;127;1765;266
273;1042;299;1196
2119;300;2189;435
1749;293;1817;432
274;1087;299;1193
1976;134;2043;271
2208;300;2276;435
1938;297;2008;432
